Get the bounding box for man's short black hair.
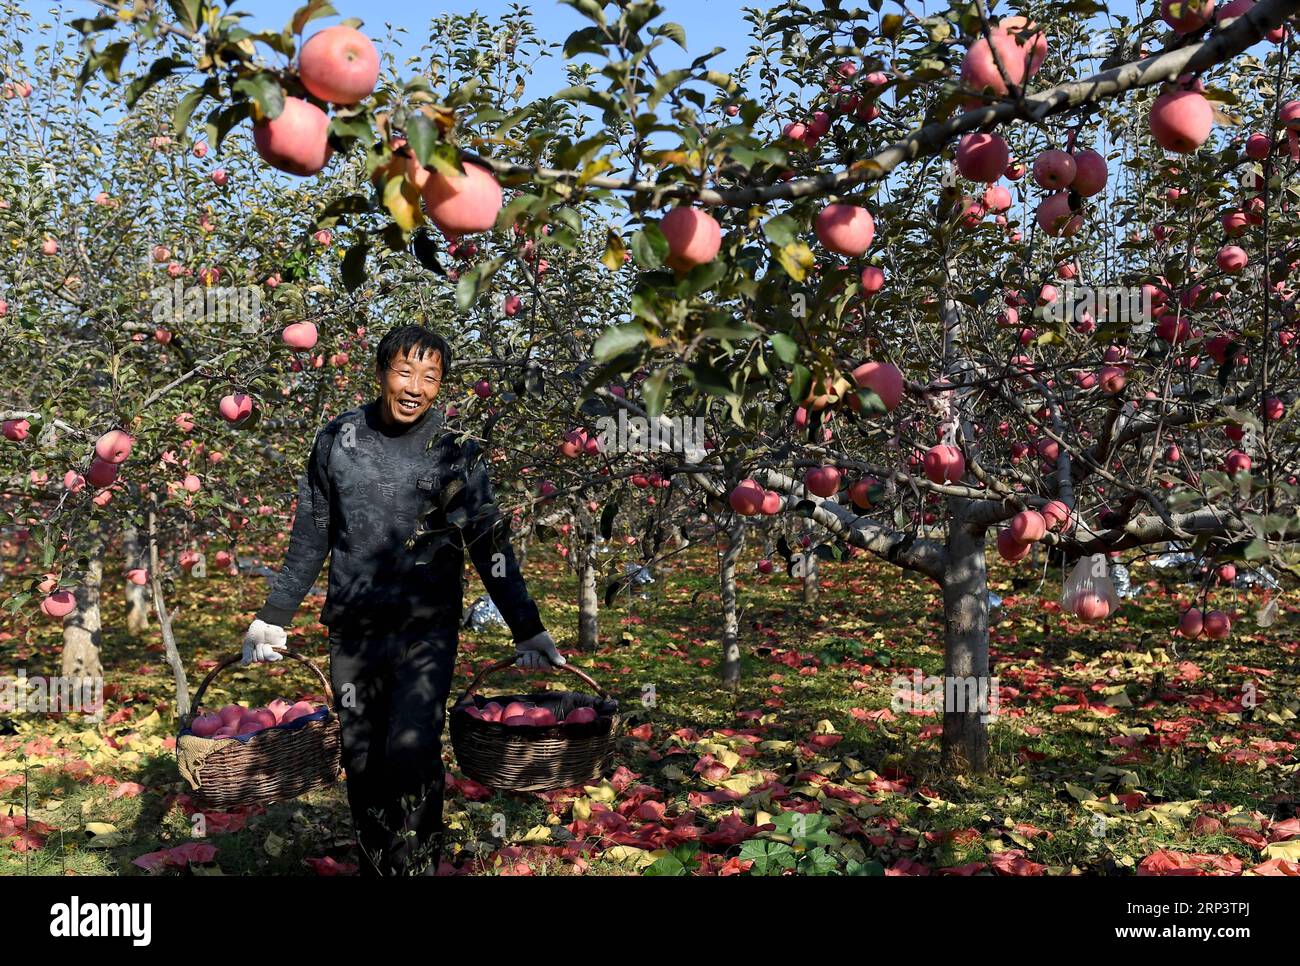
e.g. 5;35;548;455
375;325;452;377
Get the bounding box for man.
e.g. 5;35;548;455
241;324;564;876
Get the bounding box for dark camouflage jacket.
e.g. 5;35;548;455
255;399;546;641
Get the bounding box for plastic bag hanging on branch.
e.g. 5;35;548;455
1061;554;1120;622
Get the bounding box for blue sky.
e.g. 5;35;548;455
29;0;764;100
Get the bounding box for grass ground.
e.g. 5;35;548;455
2;538;1298;876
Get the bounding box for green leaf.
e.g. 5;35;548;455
166;0;202;31
233;72;285;121
654;22;687;48
1243;538;1269;561
642;369;669;418
770;332;798;364
341;242;369;292
563;26;608;58
405;112;439;167
70;16;118;35
676;259;727;297
649;69;691;111
172;85;208;139
454;257;505;311
594;323;647;361
738;839;796;876
845;859;886;876
788;363;811;405
643;853;690;876
562;0;607;27
699;323;758;342
410;229;445;275
799;847;839;875
319;193;373;223
445;78;480;109
689;361;734;397
855;388;887;416
291;0;338;35
328;111;373;144
125;57;190;109
205;101;252;152
762;214;798;248
632;224;669;269
98;41;131;84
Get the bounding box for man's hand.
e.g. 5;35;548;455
242;618;287;665
514;630;565;670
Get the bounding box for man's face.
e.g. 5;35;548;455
377;346;442;427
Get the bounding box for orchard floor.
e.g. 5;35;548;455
2;542;1299;877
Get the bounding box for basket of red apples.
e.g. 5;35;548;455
449;653;620;793
175;649;342;810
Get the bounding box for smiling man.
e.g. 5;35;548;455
241;324;563;876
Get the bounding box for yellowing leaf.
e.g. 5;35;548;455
1065;783;1097;802
579;157;613;187
603;846;655;869
777;241;814;281
600;229;626;271
1263;840;1300;862
584;781;616;803
384;174;424;232
263;831;285;857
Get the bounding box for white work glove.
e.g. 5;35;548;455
242;618;287;665
514;630;565;670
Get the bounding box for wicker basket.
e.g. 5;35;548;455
176;649;342;810
449;654;620;793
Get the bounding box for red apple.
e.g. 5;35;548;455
299;26;380;105
816;204;874;256
422;158;503;238
661;206;722;272
253;97;334;176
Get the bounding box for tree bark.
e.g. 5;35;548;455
801;531;819;606
149;504;190;718
577;530;600;651
940;503;991;775
720;518;744;688
123;523;150;638
61;519;104;692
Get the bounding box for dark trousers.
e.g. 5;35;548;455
327;614;460;876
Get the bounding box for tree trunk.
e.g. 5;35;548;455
940;503;991;774
61;520;104;691
149;504;190;718
577;530;599;651
124;523;150;638
801;538;819;606
720;518;744;688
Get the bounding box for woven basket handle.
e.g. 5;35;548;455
453;653;610;708
185;648;334;722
